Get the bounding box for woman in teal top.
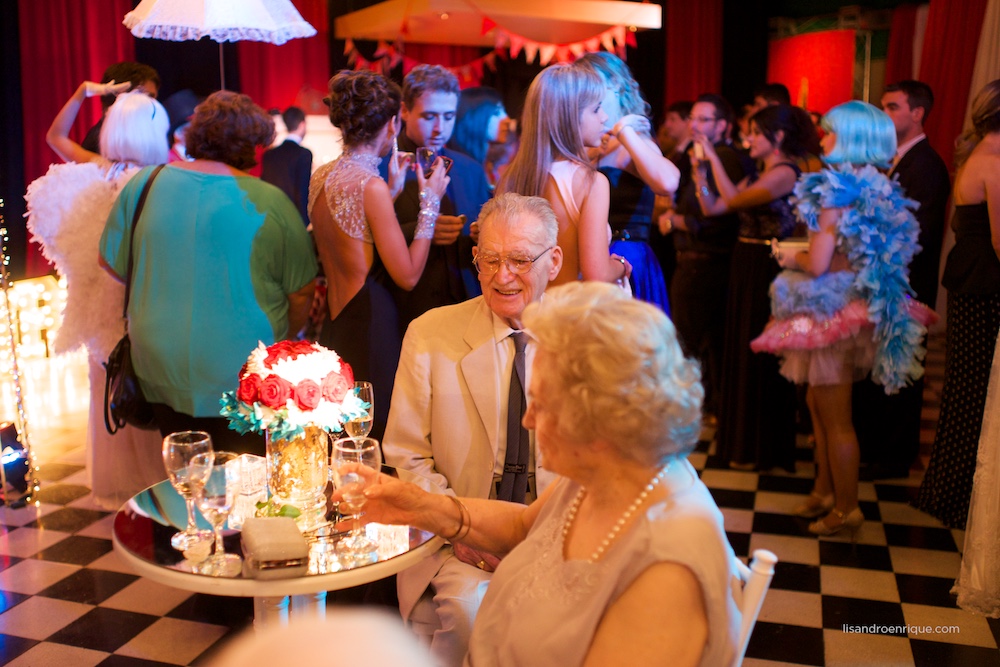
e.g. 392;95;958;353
100;91;317;454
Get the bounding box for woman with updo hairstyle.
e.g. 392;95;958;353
752;101;934;539
917;79;1000;534
690;104;819;474
100;90;318;456
310;69;449;441
336;281;741;666
30;83;170;509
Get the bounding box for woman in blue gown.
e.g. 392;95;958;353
579;53;679;312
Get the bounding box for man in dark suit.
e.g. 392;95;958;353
261;106;313;225
855;80;952;479
378;65;492;334
662;93;753;419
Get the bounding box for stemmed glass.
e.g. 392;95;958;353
331;437;382;564
162;431;214;551
345;381;374;440
416;147;453;178
189;451;242;577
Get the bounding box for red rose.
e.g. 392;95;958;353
290;340;316;355
259;375;294;409
237;374;263;404
294;379;322;410
340;362;354;386
264;340;296;367
321;371;350;402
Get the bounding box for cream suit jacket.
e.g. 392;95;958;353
383;296;555;619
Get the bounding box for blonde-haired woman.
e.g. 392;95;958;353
339;281;741;667
497;64;630;286
917;79;1000;532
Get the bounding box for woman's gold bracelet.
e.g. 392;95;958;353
441;494;471;542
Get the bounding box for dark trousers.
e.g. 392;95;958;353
670;252;731;415
152;403;265;456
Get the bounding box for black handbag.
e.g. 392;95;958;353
103;165;164;434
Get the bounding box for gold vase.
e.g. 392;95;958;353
265;425;329;531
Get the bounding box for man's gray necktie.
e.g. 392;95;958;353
497;331;529;503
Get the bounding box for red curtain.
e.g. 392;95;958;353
663;0;723;104
236;0;330;115
664;0;723;104
918;0;989;173
767;30;856;114
18;0;135;277
885;4;919;85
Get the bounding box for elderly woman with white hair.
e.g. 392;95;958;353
339;281;741;667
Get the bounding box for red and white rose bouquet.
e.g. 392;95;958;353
220;340;366;440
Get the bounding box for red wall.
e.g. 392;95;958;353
766;30;856;114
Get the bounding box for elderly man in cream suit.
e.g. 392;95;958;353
383;193;563;667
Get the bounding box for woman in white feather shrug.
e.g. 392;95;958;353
25;83;169;509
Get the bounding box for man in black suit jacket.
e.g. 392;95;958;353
855;80;952;479
261;106;313;225
377;65;491;334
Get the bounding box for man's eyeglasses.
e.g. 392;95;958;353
691;116;719;123
473;247;554;275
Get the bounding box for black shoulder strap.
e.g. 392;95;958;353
122;165;165;319
777;161;803;178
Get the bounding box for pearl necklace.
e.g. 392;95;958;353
562;464;670;564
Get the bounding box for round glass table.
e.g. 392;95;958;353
112;479;443;628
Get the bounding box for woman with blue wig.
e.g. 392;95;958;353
751;100;936;539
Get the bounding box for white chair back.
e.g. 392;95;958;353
733;548;778;667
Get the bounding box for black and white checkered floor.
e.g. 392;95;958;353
1;336;998;666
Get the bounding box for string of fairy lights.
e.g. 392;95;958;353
0;197;42;506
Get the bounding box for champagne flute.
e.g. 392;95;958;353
162;431;214;551
190;451;242;577
331;437;382;563
345;381;374;440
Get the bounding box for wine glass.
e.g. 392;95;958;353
162;431;214;551
416;147;453;178
190;451;242;577
345;381;374;440
331;437;382;564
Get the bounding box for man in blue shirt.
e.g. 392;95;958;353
379;65;492;333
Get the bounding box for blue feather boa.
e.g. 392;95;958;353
784;165;927;393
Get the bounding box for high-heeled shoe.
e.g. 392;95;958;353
808;507;864;542
793;491;835;519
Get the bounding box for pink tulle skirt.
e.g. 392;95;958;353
750;299;938;387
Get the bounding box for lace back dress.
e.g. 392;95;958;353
308;151;382;243
308;151;400;442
